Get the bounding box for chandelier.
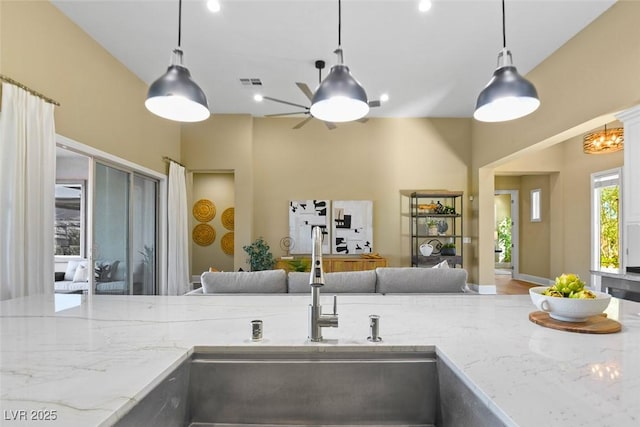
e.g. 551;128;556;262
583;125;624;154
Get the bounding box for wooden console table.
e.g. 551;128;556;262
276;256;387;273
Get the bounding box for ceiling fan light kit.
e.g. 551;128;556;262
145;0;210;123
474;0;540;123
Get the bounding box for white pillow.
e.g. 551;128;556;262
432;260;449;269
73;264;89;282
64;260;86;281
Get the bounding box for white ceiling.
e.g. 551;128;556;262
51;0;616;118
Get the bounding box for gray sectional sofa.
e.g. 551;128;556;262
186;267;469;295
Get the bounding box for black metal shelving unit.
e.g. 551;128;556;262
407;191;463;268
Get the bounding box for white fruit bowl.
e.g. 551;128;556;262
529;286;611;322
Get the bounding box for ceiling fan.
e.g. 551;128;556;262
261;60;381;130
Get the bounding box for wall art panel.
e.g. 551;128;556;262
288;200;330;254
332;200;373;255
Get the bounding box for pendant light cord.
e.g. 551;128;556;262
178;0;182;48
501;0;506;48
338;0;342;47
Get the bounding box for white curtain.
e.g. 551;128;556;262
0;83;56;300
166;161;189;295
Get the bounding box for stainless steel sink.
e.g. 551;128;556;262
115;348;506;427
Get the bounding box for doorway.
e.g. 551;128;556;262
494;190;519;277
94;162;159;295
55;135;165;295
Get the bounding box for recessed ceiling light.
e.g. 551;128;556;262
207;0;221;13
254;94;263;102
418;0;432;13
380;93;389;103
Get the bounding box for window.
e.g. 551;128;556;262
591;169;621;272
530;189;541;222
54;182;86;257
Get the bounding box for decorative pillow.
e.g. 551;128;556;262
73;264;89;282
431;260;450;269
64;260;85;281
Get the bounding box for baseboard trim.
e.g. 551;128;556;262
513;273;553;286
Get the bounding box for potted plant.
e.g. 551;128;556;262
287;258;310;272
427;219;438;236
441;242;456;256
242;237;275;271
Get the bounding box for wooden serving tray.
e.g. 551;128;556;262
529;311;621;334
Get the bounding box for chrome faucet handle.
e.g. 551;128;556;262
332;295;338;315
367;315;382;342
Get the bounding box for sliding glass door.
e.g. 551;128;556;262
94;163;130;294
132;175;157;295
93;162;159;295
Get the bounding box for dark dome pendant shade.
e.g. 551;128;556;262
474;0;540;122
145;0;210;122
310;0;369;123
310;48;370;123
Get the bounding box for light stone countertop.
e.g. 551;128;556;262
1;293;639;426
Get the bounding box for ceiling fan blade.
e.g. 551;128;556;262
293;116;314;129
265;112;308;117
263;96;309;110
368;100;381;108
357;117;369;123
324;121;337;130
296;82;314;102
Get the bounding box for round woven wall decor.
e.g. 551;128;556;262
193;199;216;222
193;224;216;246
221;207;235;230
221;232;234;255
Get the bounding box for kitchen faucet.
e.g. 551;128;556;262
308;226;338;342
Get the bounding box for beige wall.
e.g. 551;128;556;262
496;133;623;283
495;176;521;192
472;1;640;287
519;175;551;278
191;173;235;274
561;134;623;281
181;115;254;270
249;117;471;267
0;1;180;173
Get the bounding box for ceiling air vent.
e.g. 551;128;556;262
239;78;263;86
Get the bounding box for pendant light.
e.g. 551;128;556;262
583;124;624;154
310;0;369;123
474;0;539;122
145;0;210;122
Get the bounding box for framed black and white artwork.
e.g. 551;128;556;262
332;200;373;255
288;200;330;254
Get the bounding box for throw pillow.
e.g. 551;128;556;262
64;260;82;281
73;264;89;282
95;262;112;282
431;260;450;269
95;260;120;282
